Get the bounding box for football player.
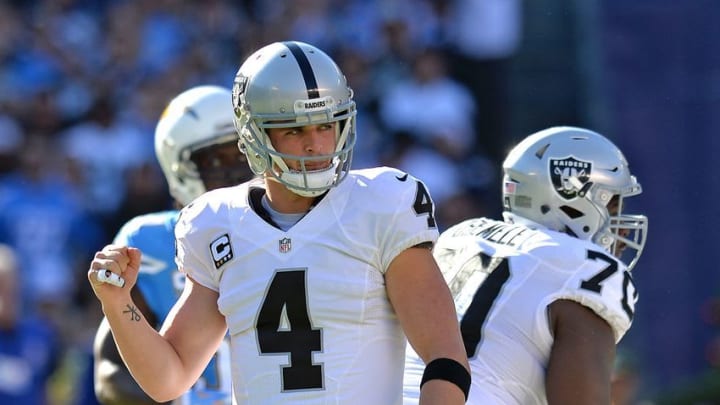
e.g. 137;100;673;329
404;126;647;404
88;41;470;404
93;85;254;404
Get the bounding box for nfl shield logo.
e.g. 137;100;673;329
279;237;292;253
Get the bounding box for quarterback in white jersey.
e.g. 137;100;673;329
177;167;438;403
88;41;469;405
404;127;648;404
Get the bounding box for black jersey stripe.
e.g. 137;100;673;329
283;41;320;99
460;257;510;357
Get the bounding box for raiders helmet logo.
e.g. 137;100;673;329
232;74;247;117
550;157;592;200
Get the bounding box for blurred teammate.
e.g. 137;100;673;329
404;126;648;404
88;41;469;404
93;85;254;404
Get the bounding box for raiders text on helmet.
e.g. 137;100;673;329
231;41;357;197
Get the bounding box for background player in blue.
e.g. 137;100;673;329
404;126;648;404
88;41;470;404
92;85;255;404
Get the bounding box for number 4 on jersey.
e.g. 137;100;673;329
256;269;323;391
412;180;436;228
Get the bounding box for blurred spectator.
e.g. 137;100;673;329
435;191;493;234
60;95;154;234
442;0;522;164
376;46;497;223
0;135;103;317
333;47;384;169
368;18;417;102
0;243;61;405
0;114;23;176
380;131;487;231
285;0;335;51
382;130;463;207
378;47;478;160
105;161;171;240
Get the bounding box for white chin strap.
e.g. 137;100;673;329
278;163;338;197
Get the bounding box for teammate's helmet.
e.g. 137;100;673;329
155;85;253;206
502;126;648;270
231;41;357;197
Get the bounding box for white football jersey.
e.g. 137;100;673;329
175;167;439;404
404;217;638;405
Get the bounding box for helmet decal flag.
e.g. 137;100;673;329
550;156;591;200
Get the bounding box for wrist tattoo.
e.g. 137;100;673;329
123;304;142;322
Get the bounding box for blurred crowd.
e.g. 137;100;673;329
6;1;720;404
0;0;522;403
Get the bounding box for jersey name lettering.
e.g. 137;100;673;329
471;220;532;247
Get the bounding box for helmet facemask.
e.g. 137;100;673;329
232;41;357;197
594;184;647;271
239;103;356;197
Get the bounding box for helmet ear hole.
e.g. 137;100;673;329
559;205;584;219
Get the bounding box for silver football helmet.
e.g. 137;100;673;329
231;41;357;197
502;126;648;270
155;85;253;206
